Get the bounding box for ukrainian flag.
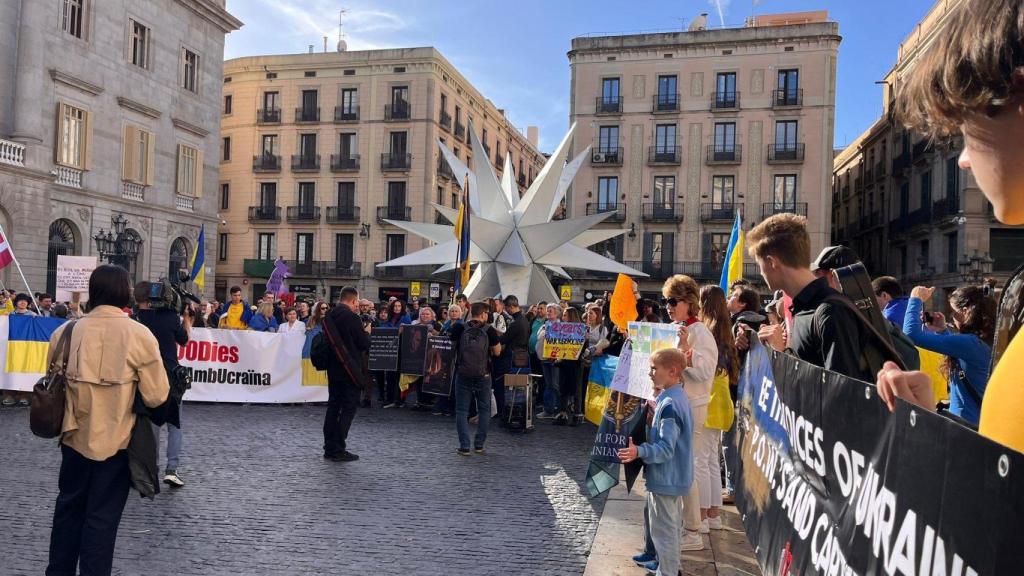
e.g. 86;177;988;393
189;224;205;292
585;354;619;425
719;210;744;291
301;327;327;387
454;176;472;293
7;315;65;374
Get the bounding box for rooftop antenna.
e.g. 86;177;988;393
336;7;349;52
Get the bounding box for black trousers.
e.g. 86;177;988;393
47;444;131;576
323;376;361;456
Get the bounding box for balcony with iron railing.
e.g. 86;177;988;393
291;154;320;172
246;259;362;279
595;96;623;115
761;202;808;219
384;102;410;121
705;145;742;165
772;89;803;108
376;206;411;222
439;110;452;131
710;91;740;111
652;94;680;113
374;263;439;278
434;210;452;225
700;202;744;222
380;152;412;171
257;108;280;124
648;146;681;165
330;153;360;172
437;159;454;180
892;151;911;174
888;214;908;238
875;161;886;180
854;177;863;193
333;106;359;123
642;203;684;223
252;154;281;172
906;206;933;229
286;206;321;223
621;260;763;284
248;206;281;223
767;143;805;163
585;203;626;222
932;193;961;221
591;147;623;166
326;206;360;223
841;185;850;199
295;107;320;123
454;121;465;139
864;167;874;182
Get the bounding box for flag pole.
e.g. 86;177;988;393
0;221;40;312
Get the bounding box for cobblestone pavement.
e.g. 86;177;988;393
0;403;605;575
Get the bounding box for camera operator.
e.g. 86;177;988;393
134;281;191;488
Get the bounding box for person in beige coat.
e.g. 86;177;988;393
46;265;169;576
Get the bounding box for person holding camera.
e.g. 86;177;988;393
133;281;191;488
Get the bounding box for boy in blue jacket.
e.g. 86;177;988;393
619;347;694;576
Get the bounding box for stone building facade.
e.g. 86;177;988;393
218;48;545;304
0;0;240;299
566;12;839;298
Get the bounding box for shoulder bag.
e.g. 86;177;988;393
30;321;76;439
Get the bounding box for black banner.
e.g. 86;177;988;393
368;327;400;372
734;340;1024;576
399;325;428;375
421;336;454;396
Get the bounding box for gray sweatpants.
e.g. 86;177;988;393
647;491;682;576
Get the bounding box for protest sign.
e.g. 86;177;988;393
399;324;429;375
733;339;1024;575
55;255;97;303
585;390;646;497
541;321;587;361
368;327;400;371
610;322;678;400
421;336;454;396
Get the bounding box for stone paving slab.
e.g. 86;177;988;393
0;403;608;575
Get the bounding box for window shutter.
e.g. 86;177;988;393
144;130;156;186
82;108;92;170
175;143;184;195
54;103;64;165
662;233;675;269
121;124;134;181
194;147;204;197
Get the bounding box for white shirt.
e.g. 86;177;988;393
277;320;306;334
675;320;717;408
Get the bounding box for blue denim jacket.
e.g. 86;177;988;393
636;384;693;496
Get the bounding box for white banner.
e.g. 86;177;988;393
180;328;327;403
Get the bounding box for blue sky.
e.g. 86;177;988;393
224;0;935;151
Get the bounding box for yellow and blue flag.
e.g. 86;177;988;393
301;326;327;387
453;175;472;293
189;224;205;292
719;210;744;291
584;354;619;425
6;315;65;374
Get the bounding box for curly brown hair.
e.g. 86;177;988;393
699;285;740;387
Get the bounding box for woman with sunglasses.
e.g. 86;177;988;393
661;274;718;551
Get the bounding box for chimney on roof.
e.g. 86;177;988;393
308;44;314;54
527;126;539;148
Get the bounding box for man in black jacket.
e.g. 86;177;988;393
747;214;871;381
497;295;530;416
323;286;371;462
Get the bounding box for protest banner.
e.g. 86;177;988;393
421;335;454;396
400;324;428;375
733;339;1024;576
542;321;587;361
585;390;646;498
55;255;97;303
368;327;400;371
610;322;678;400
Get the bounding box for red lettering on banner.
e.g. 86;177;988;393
178;340;241;364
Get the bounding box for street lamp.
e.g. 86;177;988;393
959;249;994;283
93;214;143;270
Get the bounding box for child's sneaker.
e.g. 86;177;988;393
631;551;656;565
681;530;704;551
699;518;710;534
707;516;724;530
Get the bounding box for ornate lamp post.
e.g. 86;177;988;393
958;249;994;283
93;214;143;273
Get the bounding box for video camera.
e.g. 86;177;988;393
148;269;202;315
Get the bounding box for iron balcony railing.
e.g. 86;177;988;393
374;263;439;278
933;194;961;220
330;154;360;172
642;203;684;222
380;152;412;171
761;202;808;219
291;154;320;172
333;106;359;123
648;146;681;165
591;147;623;166
252;154;281;172
705;145;742;165
326;206;360;223
439;110;452;131
767;143;805;163
248;206;281;223
437;159;454;180
454;121;465;139
376;206;412;222
652;94;680;113
286;206;321;223
595;96;623;115
700;202;744;222
257;108;281;124
384;102;410;121
772;89;803;108
585;203;626;222
295;107;320;123
710;91;739;110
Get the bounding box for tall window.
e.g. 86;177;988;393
440;93;448;114
773;175;797;208
919;240;930;271
260;182;277;207
643;232;675;272
300;90;317;120
387;181;407;218
121;125;152;185
656;75;677;108
712;175;735;205
336;234;354;267
597;126;619;153
182;48;199;93
601;78;620;103
946;232;958;274
339;132;356;159
597;177;618;209
263;91;279;111
297;182;315;209
168;238;189;279
708;233;732;269
920;170;932;208
62;0;85;38
261;134;278;157
713;122;736;151
775;121;798;149
716;72;737;105
654;124;676;153
391;86;409;116
176;144;201;197
220;183;229;210
778;69;799;100
129;20;150;69
223;94;232;115
58;103;89;169
299;133;317;160
455;105;462;126
389;131;407;155
899;182;910;217
653;176;675;208
257;233;274;260
386;234;405;260
222;136;230;162
340;88;358;116
218;233;228;261
337;182;355;213
296;233;313;263
946;156;960;201
46;220;78;296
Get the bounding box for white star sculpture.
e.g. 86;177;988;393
376;121;646;304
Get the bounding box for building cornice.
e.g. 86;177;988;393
116;97;162;119
173;0;243;34
172;117;210;138
49;69;103;96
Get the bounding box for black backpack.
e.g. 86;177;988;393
310;331;331;370
458;322;490;378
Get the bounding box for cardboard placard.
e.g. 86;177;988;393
55;255;97;303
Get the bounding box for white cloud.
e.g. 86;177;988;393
239;0;408;52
